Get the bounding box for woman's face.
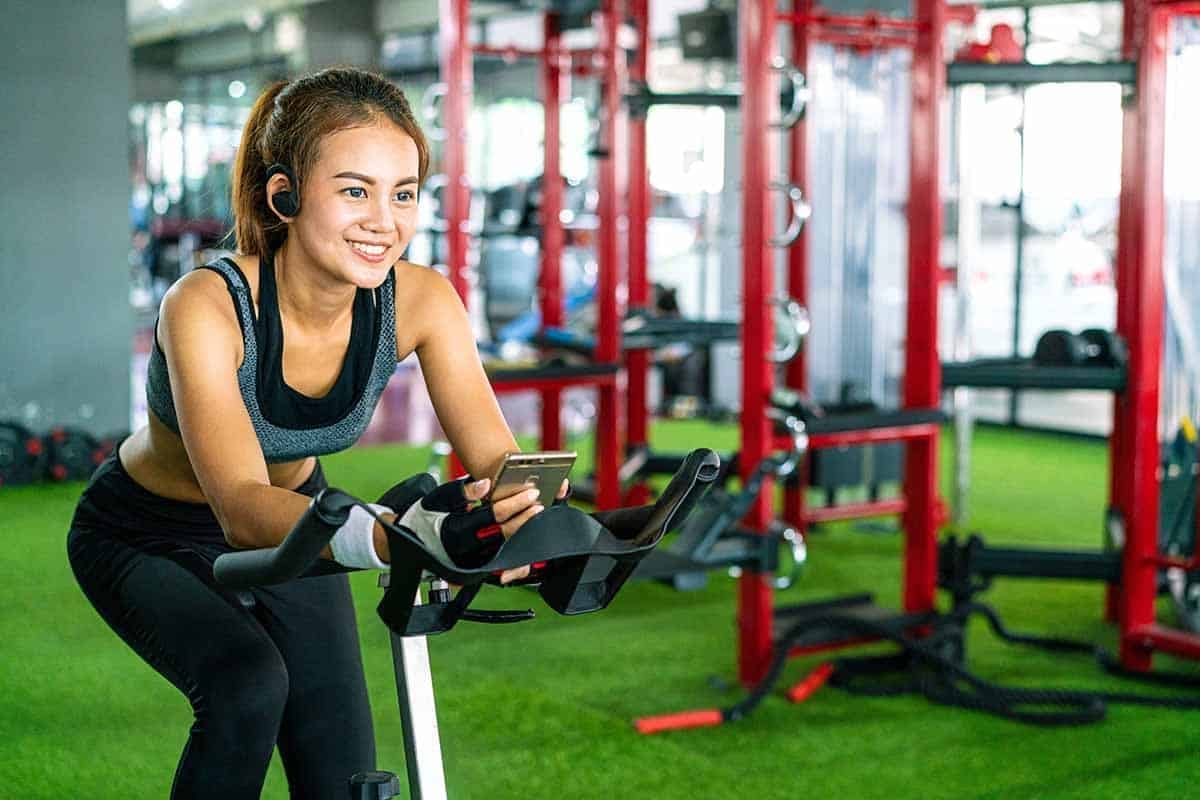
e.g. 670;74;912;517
289;121;421;289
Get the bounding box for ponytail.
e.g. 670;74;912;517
229;80;288;257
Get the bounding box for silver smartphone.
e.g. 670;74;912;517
487;450;577;507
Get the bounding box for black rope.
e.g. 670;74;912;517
960;600;1200;691
720;604;1200;727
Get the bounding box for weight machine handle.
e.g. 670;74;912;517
420;83;449;142
770;297;812;364
769;181;812;248
770;57;810;130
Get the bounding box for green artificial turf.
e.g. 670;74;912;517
2;423;1198;798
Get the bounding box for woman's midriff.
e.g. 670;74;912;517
119;414;316;505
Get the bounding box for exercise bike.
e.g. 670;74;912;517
213;448;720;799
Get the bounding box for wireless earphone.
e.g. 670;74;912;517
266;163;300;218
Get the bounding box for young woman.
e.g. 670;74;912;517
67;67;556;799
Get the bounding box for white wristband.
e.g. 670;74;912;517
329;503;392;570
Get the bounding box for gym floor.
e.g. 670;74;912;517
4;421;1198;798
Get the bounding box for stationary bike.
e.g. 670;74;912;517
214;448;720;799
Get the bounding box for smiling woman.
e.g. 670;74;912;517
64;67;560;800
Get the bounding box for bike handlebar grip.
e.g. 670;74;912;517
214;488;356;588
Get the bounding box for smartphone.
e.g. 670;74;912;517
487;451;577;507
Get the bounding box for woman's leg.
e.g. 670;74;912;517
251;573;377;799
68;528;290;800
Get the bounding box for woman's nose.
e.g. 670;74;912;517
362;198;396;232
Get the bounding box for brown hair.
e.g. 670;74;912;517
228;67;431;257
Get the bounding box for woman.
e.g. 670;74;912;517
67;67;554;799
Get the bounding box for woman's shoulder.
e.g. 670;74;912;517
391;260;459;310
390;261;464;354
159;257;258;340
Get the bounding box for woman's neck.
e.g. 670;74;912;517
272;239;357;333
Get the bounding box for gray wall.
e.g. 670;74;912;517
0;1;134;434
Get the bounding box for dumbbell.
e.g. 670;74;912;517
0;421;48;487
1032;329;1088;366
1079;329;1129;368
44;427;108;481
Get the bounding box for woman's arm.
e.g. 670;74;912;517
159;272;320;549
409;270;520;482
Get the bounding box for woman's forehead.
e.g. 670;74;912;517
316;124;419;176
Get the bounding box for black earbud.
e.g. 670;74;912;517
266;163;300;218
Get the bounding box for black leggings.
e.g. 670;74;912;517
67;453;375;799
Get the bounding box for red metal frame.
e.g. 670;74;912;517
591;0;628;509
902;0;945;616
780;10;923;31
625;0;652;507
1111;0;1200;669
737;0;780;686
439;0;472;304
489;373;618;395
779;9;919;50
438;0;624;503
539;13;566;451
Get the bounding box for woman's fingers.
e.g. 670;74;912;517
557;479;569;500
492;487;542;523
498;502;543;538
479;483;549;582
462;477;490;503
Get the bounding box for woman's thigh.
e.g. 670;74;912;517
67;528;290;717
251;573;377;791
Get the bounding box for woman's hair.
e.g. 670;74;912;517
229;67;430;257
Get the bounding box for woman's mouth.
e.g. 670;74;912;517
349;241;389;262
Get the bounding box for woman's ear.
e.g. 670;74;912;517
265;165;300;219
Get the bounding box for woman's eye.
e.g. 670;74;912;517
344;187;367;199
395;190;416;203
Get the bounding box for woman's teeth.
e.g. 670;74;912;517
351;242;386;256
